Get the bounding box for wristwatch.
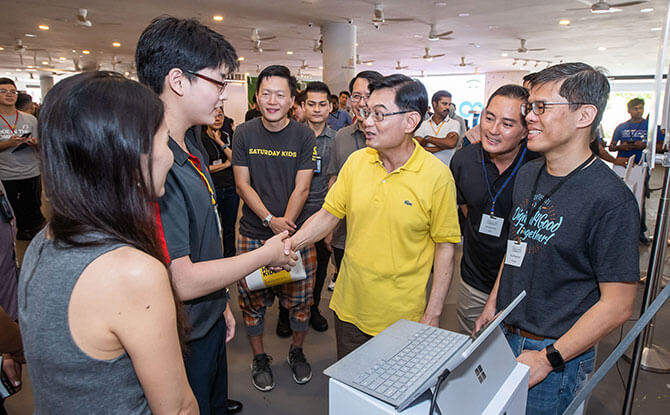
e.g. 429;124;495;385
262;214;273;227
546;344;566;371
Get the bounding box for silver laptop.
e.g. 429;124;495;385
324;291;526;411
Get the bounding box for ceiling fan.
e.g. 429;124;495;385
454;56;474;67
395;60;409;70
253;40;279;53
371;4;413;29
356;54;375;65
501;39;546;53
313;37;323;53
250;28;276;43
566;0;648;13
300;59;319;70
412;47;445;61
428;24;454;41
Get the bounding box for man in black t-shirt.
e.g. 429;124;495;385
474;63;639;415
232;65;317;392
450;84;539;333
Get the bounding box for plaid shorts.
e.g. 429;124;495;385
237;235;317;336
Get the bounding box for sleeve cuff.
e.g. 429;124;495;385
323;203;345;219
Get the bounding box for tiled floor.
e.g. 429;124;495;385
5;167;670;414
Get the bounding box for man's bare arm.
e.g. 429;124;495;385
420;242;456;327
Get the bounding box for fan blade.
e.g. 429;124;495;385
259;36;276;41
527;48;546;51
610;1;648;6
385;18;413;22
438;36;453;40
262;48;280;52
564;6;592;10
435;30;453;37
430;53;445;58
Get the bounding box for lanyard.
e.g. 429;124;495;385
430;119;445;136
0;111;18;134
481;146;527;215
521;154;596;236
187;157;216;206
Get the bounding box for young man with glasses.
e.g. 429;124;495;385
232;65;317;392
325;70;383;291
286;74;461;359
413;90;461;166
136;17;296;415
475;63;639;414
0;78;44;241
450;84;539;334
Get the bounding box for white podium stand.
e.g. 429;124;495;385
329;326;529;414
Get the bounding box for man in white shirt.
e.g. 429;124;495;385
414;90;461;166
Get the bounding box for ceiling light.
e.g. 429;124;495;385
286;50;294;55
15;69;21;72
124;71;130;76
559;19;570;25
458;13;469;17
414;34;423;38
72;49;76;53
26;69;36;72
355;43;359;47
424;57;433;62
41;61;49;65
112;42;121;47
318;66;323;69
651;27;662;31
434;2;447;6
501;53;508;57
488;25;499;30
24;33;37;38
237;56;245;61
641;8;654;13
59;56;66;61
213;15;224;22
38;25;49;31
82;50;91;55
598;46;607;51
366;62;372;66
0;47;4;51
26;65;33;68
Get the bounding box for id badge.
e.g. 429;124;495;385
479;214;504;237
214;205;222;235
314;155;322;174
504;240;527;267
212;159;223;166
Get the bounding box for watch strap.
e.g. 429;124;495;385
546;344;566;371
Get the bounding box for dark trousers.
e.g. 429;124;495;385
215;186;240;258
184;316;228;415
333;313;372;360
332;247;345;282
313;239;331;308
2;176;44;232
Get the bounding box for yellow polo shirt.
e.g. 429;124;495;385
324;141;461;336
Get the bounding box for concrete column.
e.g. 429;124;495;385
321;22;356;94
39;74;54;100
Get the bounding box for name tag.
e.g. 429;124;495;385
479;214;504;237
314;155;322;174
504;240;527;267
212;159;223;166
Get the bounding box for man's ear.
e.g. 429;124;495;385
576;104;598;130
165;68;186;97
405;111;422;134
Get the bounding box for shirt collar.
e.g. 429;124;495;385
168;137;191;166
477;140;529;169
367;138;425;173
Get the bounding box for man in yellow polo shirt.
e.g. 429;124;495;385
286;74;461;359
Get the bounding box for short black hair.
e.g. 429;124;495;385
486;84;530;126
627;97;644;110
522;72;538;87
369;74;428;133
348;70;383;93
136;16;238;94
431;90;452;105
0;78;16;88
294;90;306;106
16;92;33;111
528;62;610;136
305;81;331;98
339;90;351;97
256;65;298;97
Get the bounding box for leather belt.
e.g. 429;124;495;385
503;323;546;341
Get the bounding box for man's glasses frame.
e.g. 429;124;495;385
0;89;18;96
521;101;591;117
350;93;370;104
357;107;411;122
183;70;228;94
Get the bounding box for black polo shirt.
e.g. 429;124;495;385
450;142;540;294
158;137;227;341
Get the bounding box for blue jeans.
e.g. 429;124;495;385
215;186;240;258
504;330;595;415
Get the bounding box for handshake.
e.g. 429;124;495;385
261;230;301;271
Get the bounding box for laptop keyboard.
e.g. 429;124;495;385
352;325;465;403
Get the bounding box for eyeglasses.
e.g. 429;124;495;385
350;93;370;103
183;70;228;94
0;89;18;96
358;107;411;122
521;101;591;116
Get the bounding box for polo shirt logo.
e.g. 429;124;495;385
404;200;413;206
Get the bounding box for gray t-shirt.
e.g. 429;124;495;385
497;158;640;339
0;111;39;180
297;124;336;226
232;117;316;240
326;123;366;249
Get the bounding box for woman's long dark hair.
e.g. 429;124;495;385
38;71;189;347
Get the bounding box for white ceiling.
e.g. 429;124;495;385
1;0;668;83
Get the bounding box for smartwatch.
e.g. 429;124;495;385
262;214;273;227
546;344;565;371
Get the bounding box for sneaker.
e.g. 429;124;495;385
251;353;275;392
327;279;336;291
309;306;328;332
287;346;312;384
276;306;292;338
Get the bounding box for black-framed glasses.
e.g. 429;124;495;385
183;69;228;94
0;89;18;96
358;107;411;122
521;101;591;116
350;93;370;103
